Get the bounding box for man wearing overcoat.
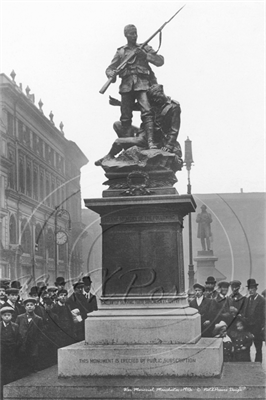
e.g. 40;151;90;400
243;278;265;362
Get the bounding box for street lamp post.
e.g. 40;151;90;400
184;137;194;288
54;207;71;279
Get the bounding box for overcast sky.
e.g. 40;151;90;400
1;0;265;201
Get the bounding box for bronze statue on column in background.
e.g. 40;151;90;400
196;205;213;251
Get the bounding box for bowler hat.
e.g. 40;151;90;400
73;281;84;289
6;288;19;296
230;280;241;287
246;278;258;288
82;275;92;285
23;297;37;305
217;281;230;288
29;286;40;296
205;276;216;284
11;280;22;289
193;283;205;292
0;306;15;314
55;277;66;286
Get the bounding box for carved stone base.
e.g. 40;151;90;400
103;170;178;197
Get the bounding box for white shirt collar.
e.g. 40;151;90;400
7;299;15;308
196;296;203;306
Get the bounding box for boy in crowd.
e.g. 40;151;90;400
15;297;43;374
230;319;254;362
190;283;216;337
213;321;233;362
0;306;21;387
3;287;25;321
53;289;76;347
28;286;46;320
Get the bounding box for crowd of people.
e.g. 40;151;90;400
188;277;265;363
0;273;265;392
0;275;97;389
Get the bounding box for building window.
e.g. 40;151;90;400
32;132;37;153
26;159;32;197
8;147;15;189
24;126;30;146
19;154;25;193
33;165;38;200
9;215;16;244
59;243;66;261
7;112;14;136
21;219;31;254
46;173;50;206
40;169;44;202
18;119;24;141
56;179;61;206
35;223;44;257
46;228;54;258
45;143;49;162
51;178;55;208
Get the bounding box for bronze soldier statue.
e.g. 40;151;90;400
95;84;182;167
105;24;164;149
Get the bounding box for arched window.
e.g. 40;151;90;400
35;223;44;256
46;228;54;258
21;219;31;254
9;215;16;244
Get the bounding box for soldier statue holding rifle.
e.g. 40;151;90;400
100;6;185;152
105;24;164;149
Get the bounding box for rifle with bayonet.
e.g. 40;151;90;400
99;5;185;95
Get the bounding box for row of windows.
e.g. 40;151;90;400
10;215;66;260
8;146;65;208
7;112;64;174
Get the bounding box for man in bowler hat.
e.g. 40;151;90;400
204;276;218;299
243;279;265;362
214;281;231;325
82;275;98;314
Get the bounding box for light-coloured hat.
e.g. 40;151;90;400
0;306;15;314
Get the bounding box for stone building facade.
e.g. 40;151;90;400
0;72;88;285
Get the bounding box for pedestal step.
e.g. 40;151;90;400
58;338;223;377
85;306;201;345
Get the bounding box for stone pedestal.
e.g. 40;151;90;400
57;193;224;378
84;194;196;299
194;250;226;284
